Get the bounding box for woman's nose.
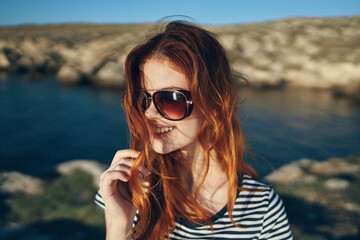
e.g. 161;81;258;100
144;100;160;119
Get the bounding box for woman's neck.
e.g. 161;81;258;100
181;141;229;214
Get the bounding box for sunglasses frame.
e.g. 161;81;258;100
140;90;193;121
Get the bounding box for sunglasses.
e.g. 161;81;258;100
139;90;193;121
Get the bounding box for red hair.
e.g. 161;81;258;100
122;21;257;239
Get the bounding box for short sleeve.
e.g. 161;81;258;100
94;191;106;210
94;191;139;229
259;188;293;239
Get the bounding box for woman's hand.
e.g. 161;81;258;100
98;149;150;237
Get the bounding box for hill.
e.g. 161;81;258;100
0;17;359;100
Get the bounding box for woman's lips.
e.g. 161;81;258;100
155;126;175;134
152;126;175;139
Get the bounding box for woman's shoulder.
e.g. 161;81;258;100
237;174;278;204
236;175;293;239
240;174;271;190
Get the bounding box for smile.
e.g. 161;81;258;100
155;126;175;134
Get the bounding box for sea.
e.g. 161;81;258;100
1;75;359;177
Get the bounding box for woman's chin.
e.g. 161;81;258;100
150;140;176;155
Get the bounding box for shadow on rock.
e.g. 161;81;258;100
0;192;11;224
282;194;360;240
1;219;105;240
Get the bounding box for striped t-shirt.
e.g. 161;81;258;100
95;175;293;239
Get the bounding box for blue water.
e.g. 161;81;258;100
1;75;359;177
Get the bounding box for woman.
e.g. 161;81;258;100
95;20;293;239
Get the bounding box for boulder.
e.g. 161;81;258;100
0;171;44;195
0;51;10;69
324;178;350;190
264;162;305;184
1;46;21;71
11;38;60;73
93;61;125;88
265;155;360;185
56;160;107;186
310;157;360;176
56;65;82;85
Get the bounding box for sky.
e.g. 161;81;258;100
0;0;359;26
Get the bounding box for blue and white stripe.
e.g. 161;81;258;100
95;175;293;239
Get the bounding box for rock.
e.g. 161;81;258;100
310;157;360;176
0;17;360;97
1;46;21;70
11;38;60;73
0;171;44;195
53;45;78;62
56;160;107;186
219;34;237;51
324;178;350;190
343;202;360;213
233;63;287;88
266;155;360;239
93;61;125;88
265;155;360;185
15;56;34;72
332;81;360;101
56;65;82;84
264;162;304;184
237;36;261;58
18;39;46;66
297;158;317;168
0;51;10;69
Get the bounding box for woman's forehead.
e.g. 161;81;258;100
140;58;189;91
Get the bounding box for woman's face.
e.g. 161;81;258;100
141;58;202;155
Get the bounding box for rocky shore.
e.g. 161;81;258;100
0;160;107;240
265;155;360;239
1;155;359;239
0;17;359;100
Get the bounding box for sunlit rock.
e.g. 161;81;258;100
57;65;82;84
265;155;360;184
56;159;107;186
0;52;10;69
265;162;305;183
324;178;350;190
93;61;125;88
0;17;359;98
0;171;44;195
310;157;360;175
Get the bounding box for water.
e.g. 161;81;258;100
1;75;359;177
241;88;360;174
0;75;128;176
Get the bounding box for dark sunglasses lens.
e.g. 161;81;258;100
154;91;187;120
139;92;149;111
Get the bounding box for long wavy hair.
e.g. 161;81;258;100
122;20;257;239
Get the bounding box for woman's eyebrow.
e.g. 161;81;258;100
142;86;188;91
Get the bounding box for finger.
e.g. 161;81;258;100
109;149;141;169
110;157;133;168
99;170;129;190
112;149;141;163
109;163;131;173
100;163;131;184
